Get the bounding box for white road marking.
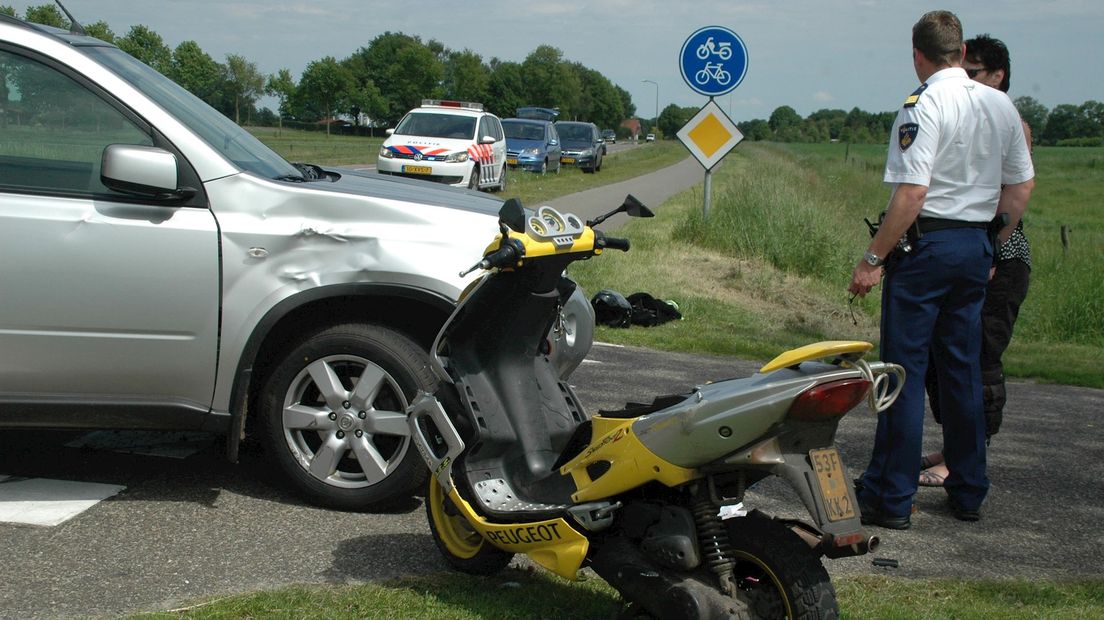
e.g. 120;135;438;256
0;476;124;527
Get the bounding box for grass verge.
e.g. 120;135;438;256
131;572;1104;619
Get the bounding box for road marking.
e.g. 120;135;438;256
0;476;124;527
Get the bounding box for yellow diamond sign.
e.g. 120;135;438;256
676;99;743;170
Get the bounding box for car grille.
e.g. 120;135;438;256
379;171;464;185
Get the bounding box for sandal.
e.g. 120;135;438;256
920;452;944;470
918;468;946;487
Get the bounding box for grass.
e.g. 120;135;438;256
247;126;383;166
569;142;1104;388
130;572;1104;619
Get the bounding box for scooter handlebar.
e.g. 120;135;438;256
597;233;631;252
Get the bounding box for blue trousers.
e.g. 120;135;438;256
858;228;992;517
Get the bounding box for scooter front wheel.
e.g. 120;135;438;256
426;479;514;575
723;516;838;619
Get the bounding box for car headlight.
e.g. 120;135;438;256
522;147;540;156
445;151;470;163
378;147;393;159
581;148;595;158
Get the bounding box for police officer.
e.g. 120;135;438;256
849;11;1034;528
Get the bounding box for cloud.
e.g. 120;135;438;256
814;91;835;102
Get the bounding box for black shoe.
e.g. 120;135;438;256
948;498;981;522
857;496;911;530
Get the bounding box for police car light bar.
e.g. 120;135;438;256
422;99;484;111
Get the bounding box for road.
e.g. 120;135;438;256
2;340;1102;619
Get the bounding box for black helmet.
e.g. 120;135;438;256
591;289;632;328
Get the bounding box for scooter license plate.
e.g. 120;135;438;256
809;447;855;521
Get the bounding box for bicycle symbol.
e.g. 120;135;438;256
695;37;733;60
694;62;731;86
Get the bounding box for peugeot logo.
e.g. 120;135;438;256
413;153;423;161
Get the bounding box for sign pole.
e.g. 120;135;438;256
703;97;714;219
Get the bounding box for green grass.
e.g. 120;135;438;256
130;572;1104;619
247;126;384;166
570;142;1104;388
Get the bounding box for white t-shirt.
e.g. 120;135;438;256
884;67;1035;222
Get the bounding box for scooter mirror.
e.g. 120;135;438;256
587;194;653;228
622;194;654;219
499;198;526;233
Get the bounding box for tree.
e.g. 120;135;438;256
294;56;356;132
23;3;67;28
85;21;115;44
441;49;489;104
1013;96;1048;144
486;59;526;120
521;45;581;118
265;68;296;128
222;53;265;125
657;103;694;138
737;119;771;141
808;109;847;140
344;32;443;126
614;84;636;120
1079;100;1104;137
116;25;171;75
170;41;221;104
0;6;16;17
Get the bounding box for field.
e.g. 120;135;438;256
568;142;1104;388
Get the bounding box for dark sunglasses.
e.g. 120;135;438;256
965;67;987;78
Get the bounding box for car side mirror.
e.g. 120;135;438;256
481;135;496;144
549;140;558;146
386;128;395;135
101;144;192;200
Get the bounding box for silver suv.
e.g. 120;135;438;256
0;16;592;510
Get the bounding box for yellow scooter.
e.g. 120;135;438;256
408;196;903;618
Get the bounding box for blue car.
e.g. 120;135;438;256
503;118;561;174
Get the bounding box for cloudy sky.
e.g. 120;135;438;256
10;0;1101;120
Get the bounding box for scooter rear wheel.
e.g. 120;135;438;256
723;516;838;619
426;479;514;575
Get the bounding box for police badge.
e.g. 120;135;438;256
898;123;919;151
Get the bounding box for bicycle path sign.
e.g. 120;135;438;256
680;26;748;97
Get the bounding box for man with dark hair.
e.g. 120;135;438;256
849;11;1034;528
919;33;1034;487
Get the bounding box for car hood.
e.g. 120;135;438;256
505;138;548;151
323;168;501;216
381;135;475;159
560;140;597;150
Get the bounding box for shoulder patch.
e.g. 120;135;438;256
898;123;919;151
903;83;929;108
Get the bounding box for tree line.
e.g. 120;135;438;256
2;3;634;132
5;4;1099;145
656;97;1104;147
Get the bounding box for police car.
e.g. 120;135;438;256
378;100;508;191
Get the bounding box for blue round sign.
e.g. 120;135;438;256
680;26;748;97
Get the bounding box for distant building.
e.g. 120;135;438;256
621;118;642;139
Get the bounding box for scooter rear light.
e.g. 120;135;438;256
787;378;871;421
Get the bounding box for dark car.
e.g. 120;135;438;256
502;118;562;174
555;121;605;173
601;129;617;144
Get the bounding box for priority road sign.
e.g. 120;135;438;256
680;26;748;97
676;99;744;171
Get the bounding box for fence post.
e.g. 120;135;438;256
1061;225;1070;252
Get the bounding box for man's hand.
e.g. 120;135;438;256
849;261;883;297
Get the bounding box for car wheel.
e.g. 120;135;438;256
595;155;602;172
540;160;548;175
260;322;433;511
495;164;508;192
468;165;480;190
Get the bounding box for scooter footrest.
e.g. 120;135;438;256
473;478;568;513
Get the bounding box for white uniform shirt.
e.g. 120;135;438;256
884;67;1035;222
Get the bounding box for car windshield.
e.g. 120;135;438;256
84;46;302;181
503;122;544;141
394;112;476;140
557;124;591;141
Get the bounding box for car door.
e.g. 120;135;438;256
0;45;220;425
547;124;562;166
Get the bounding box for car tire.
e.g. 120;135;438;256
468;165;480;190
540;160;548;175
494;164;508;192
259;322;433;511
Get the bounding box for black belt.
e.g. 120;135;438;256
916;217;989;234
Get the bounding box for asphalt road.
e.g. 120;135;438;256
2;341;1103;619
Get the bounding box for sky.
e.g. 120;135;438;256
10;0;1102;121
